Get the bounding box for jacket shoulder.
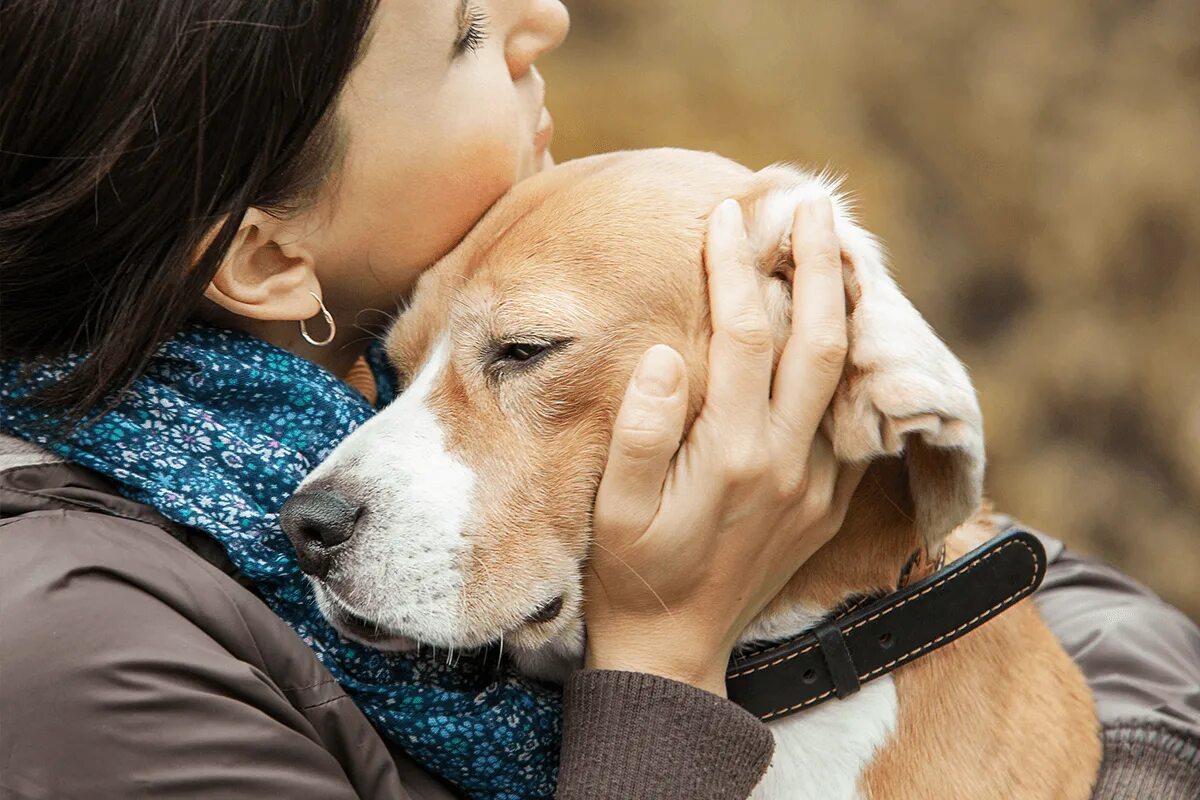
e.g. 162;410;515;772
0;506;408;799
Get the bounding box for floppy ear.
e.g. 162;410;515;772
739;165;985;547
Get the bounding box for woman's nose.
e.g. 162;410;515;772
506;0;570;80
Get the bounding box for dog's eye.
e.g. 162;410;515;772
496;341;550;365
488;338;569;375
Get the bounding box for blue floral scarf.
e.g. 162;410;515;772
0;323;562;799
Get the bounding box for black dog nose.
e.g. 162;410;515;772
279;491;362;576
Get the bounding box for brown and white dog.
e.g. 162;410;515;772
293;149;1100;798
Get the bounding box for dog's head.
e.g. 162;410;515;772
284;149;983;673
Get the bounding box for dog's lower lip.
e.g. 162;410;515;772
341;608;375;630
338;608;385;637
326;597;418;649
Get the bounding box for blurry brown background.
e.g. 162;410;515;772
543;0;1200;618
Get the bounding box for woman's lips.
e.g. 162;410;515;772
533;107;554;152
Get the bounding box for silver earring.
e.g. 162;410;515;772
300;291;336;347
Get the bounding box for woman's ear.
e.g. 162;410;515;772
204;209;322;322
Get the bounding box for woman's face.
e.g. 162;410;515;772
300;0;569;323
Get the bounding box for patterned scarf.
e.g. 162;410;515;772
0;323;562;799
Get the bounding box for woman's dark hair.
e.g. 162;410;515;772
0;0;379;423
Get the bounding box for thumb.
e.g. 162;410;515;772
594;344;689;541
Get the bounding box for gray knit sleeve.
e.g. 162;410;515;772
1092;723;1200;800
556;670;774;800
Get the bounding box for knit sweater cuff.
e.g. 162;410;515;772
557;669;774;800
1092;722;1200;800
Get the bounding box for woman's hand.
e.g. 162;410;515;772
583;196;865;697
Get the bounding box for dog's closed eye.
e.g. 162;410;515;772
486;338;571;377
498;341;550;363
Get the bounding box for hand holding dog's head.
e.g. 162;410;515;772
292;149;984;665
738;164;984;550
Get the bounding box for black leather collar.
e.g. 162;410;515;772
726;529;1046;721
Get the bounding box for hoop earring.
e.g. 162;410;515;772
300;291;336;347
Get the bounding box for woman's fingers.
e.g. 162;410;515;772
806;429;865;525
775;434;865;572
701;199;774;431
772;197;849;445
831;459;868;525
593;345;689;540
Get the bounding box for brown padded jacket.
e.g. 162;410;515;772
1;434;1197;799
0;435;772;800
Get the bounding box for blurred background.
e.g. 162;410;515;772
543;0;1200;618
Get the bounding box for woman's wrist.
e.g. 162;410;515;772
584;627;732;697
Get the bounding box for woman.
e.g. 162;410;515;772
0;1;858;798
1;2;1196;799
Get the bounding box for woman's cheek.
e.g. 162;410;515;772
386;128;521;270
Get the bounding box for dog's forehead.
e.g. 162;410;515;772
462;152;755;294
491;150;751;252
387;150;755;365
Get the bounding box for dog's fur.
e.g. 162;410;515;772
299;149;1100;798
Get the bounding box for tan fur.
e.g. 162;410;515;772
380;148;1101;792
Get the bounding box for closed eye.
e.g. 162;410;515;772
487;338;570;376
498;342;548;363
453;1;489;57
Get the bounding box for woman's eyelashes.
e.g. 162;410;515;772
453;2;489;57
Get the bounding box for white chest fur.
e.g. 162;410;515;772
751;675;898;800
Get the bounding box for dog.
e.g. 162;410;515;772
287;149;1101;798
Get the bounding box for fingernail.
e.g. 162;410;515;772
801;195;834;227
635;344;682;397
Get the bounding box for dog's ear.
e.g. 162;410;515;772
737;165;985;547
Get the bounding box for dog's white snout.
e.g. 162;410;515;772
294;336;480;646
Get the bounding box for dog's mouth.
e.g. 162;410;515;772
318;589;421;652
316;580;574;655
